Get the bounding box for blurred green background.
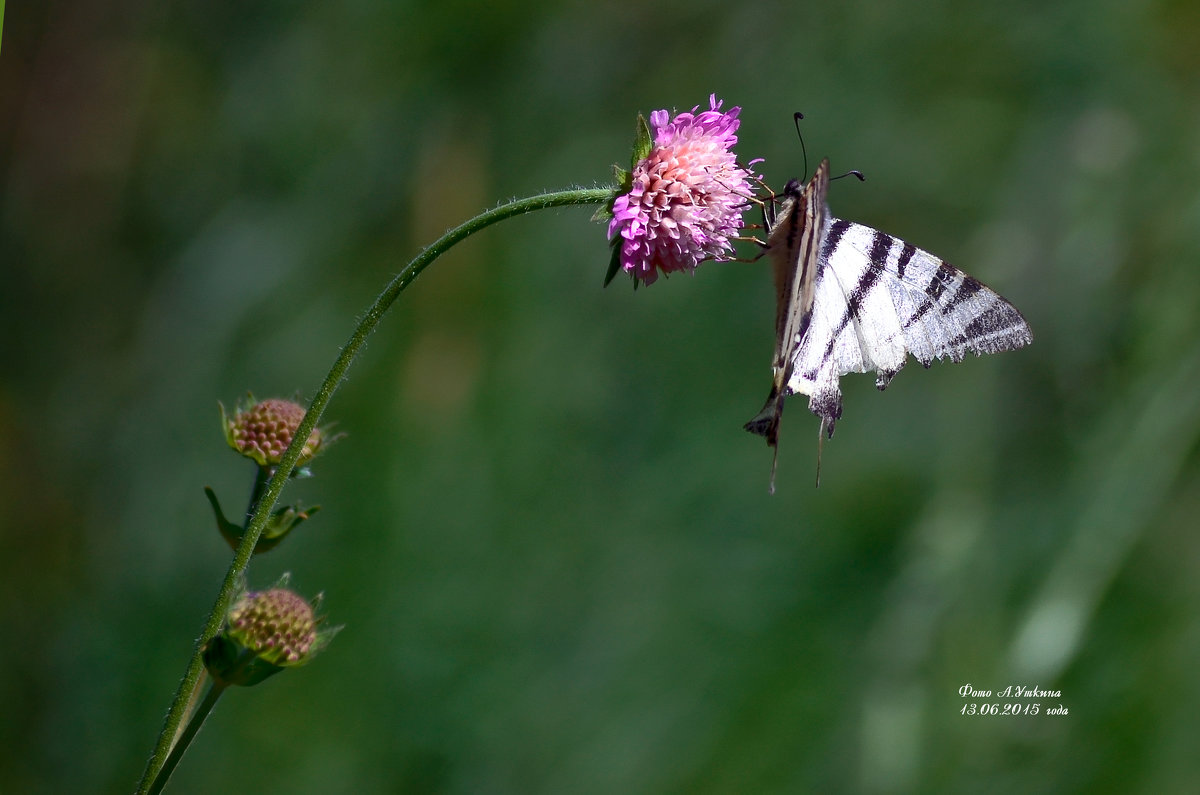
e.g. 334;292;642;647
3;0;1200;792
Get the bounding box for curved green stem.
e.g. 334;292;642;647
135;186;614;794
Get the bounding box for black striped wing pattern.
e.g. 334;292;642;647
746;158;1032;480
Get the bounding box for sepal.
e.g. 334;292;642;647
630;113;652;173
595;115;645;223
204;487;245;550
205;487;320;555
602;242;623;287
202;633;287;688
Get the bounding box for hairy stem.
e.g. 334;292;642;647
147;681;227;795
136;186;615;793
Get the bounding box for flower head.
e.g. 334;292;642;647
203;576;339;686
607;95;759;286
227;587;320;667
222;396;325;468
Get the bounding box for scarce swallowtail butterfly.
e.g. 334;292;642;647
745;158;1033;489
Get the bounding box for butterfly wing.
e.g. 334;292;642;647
744;160;830;455
787;220;1033;435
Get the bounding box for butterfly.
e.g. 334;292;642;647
745;158;1033;489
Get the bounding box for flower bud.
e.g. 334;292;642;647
229;587;318;665
203;578;337;687
221;396;324;468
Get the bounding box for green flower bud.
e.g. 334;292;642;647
229;587;317;665
203;578;337;687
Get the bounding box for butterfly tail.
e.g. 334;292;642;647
744;387;784;446
745;386;786;493
815;418;828;488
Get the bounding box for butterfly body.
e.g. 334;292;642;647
746;158;1032;485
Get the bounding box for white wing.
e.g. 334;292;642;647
787;219;1033;434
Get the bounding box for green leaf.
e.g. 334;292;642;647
202;635;285;688
631;113;652;172
290;465;314;480
205;487;247;552
261;503;321;551
603;242;623;287
206;487;318;555
217;400;234;449
592;170;626;225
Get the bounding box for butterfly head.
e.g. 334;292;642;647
781;178;805;198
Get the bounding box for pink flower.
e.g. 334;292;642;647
608;95;758;286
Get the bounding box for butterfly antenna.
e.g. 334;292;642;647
792;112;809;179
833;169;866;183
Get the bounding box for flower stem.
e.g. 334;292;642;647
135;186;614;793
244;465;271;528
147;681;227;795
